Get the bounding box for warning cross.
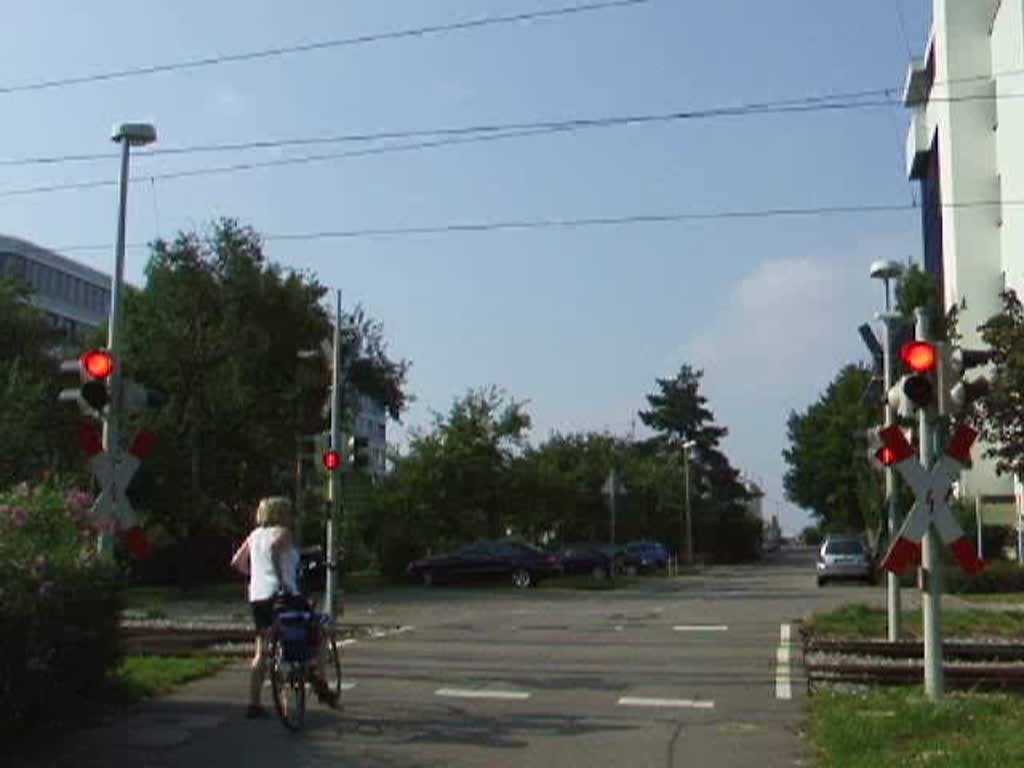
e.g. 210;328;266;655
79;423;155;559
879;423;984;575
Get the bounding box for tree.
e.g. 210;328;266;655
639;365;753;560
119;219;408;569
782;364;882;533
0;277;70;488
977;289;1024;478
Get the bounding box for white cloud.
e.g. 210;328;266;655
675;238;910;534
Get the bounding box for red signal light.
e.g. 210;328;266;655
80;349;115;378
322;450;341;471
900;341;936;373
876;446;898;466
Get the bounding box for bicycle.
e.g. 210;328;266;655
267;599;343;732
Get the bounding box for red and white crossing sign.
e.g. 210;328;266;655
79;423;154;558
878;422;984;575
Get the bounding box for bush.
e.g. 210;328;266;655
946;560;1024;595
0;482;122;743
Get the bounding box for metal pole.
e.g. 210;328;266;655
916;307;944;700
976;497;983;562
609;467;617;546
99;138;132;560
880;312;902;640
683;449;694;565
324;289;342;617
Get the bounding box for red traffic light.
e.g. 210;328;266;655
322;450;341;470
80;349;115;378
875;446;898;466
900;341;936;373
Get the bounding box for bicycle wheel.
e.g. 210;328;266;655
324;631;343;705
269;635;306;732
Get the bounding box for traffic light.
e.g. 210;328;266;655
938;344;993;416
888;340;937;415
58;349;115;416
322;449;341;471
353;436;370;471
862;427;901;469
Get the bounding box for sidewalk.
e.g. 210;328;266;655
13;662;365;768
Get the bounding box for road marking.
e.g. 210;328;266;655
775;623;793;700
435;688;532;701
340;638;358;647
340;682;356;691
673;625;728;632
617;697;715;710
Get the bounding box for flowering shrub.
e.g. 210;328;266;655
0;481;121;742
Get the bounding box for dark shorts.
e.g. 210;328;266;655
251;594;314;630
251;599;275;630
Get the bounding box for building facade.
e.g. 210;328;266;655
904;0;1024;497
354;393;388;481
0;234;111;347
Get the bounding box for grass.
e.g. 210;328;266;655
805;603;1024;639
957;592;1024;604
112;656;230;702
808;687;1024;767
122;582;244;611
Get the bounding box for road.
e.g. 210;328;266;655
27;547;876;768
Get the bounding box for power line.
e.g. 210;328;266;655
0;0;649;97
51;198;1021;253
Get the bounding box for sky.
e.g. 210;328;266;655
0;1;934;534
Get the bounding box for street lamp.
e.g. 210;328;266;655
99;122;156;559
870;259;905;641
682;439;697;565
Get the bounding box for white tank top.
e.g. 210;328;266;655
247;526;299;601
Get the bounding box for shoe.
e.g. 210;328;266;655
245;704;269;719
311;676;339;708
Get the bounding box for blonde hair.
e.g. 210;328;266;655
256;496;293;528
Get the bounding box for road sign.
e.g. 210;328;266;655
601;470;627;498
878;423;984;574
80;423;154;558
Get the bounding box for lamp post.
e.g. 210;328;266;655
682;439;697;565
870;258;905;641
100;122;156;559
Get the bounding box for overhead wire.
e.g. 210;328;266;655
50;198;1019;253
0;0;650;96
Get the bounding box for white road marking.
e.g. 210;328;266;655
617;697;715;710
673;625;728;632
435;688;532;701
340;638;359;647
775;623;793;700
340;682;356;691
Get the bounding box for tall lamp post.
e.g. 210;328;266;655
682;439;697;565
100;122;156;559
870;259;905;641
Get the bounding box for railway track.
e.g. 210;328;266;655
803;636;1024;692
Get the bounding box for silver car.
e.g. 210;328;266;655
816;535;876;586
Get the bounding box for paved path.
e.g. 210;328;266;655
19;548;881;767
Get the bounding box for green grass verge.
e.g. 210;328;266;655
808;687;1024;767
113;656;230;702
123;582;244;611
957;592;1024;604
805;603;1024;639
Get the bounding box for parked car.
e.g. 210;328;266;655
407;540;563;588
557;543;620;579
624;540;669;573
816;535;876;586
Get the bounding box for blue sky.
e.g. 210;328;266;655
0;1;932;534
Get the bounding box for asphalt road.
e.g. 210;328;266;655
27;547;877;768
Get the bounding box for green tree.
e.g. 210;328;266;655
977;289;1024;478
120;219;407;567
639;365;753;560
783;364;882;533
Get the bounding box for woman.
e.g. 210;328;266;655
231;496;336;718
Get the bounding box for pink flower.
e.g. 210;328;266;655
65;490;94;510
9;507;26;526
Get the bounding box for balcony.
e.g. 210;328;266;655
906;110;934;180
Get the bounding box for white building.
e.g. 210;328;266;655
903;0;1024;498
0;235;111;347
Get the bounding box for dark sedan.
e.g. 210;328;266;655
407;540;563;588
557;543;618;579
